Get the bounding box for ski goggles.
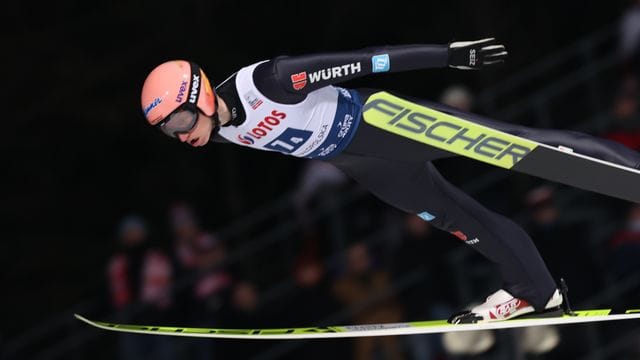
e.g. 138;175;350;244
154;62;219;138
156;102;200;138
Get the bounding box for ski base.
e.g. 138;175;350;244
75;309;640;340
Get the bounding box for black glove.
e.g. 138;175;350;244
448;38;507;70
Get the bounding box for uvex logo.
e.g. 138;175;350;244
176;80;188;103
363;97;534;168
189;74;200;104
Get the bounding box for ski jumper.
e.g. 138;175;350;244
212;44;640;310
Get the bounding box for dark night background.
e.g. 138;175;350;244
4;1;640;359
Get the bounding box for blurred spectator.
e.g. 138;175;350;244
293;249;325;290
514;326;561;356
332;242;405;360
106;214;176;360
391;213;456;360
601;74;640;150
228;281;261;324
292;160;350;226
288;229;337;324
618;0;640;78
607;203;640;279
436;84;481;186
439;84;475;112
441;330;495;357
520;185;595;302
217;280;268;358
523;185;560;230
169;202;203;269
191;232;233;308
168;202;203;308
168;202;233;359
518;186;616;360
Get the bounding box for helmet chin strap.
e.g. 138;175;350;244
208;87;221;141
210;116;221;139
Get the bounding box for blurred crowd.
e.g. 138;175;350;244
103;174;640;360
603;0;640;150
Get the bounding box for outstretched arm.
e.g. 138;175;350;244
253;38;507;100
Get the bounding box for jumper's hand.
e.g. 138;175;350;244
448;38;507;70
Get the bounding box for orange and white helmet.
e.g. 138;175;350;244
140;60;217;137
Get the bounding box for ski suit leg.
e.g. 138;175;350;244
328;151;557;311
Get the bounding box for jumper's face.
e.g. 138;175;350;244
175;112;213;147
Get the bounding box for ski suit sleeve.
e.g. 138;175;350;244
252;39;507;103
262;44;449;95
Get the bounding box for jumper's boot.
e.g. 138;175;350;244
448;288;564;324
